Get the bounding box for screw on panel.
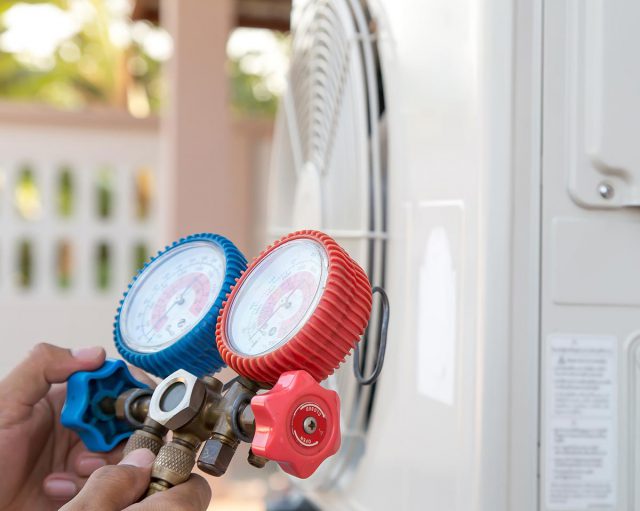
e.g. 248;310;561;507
598;182;615;199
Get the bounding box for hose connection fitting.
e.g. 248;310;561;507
131;369;262;494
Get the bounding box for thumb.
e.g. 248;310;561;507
1;343;105;408
61;449;156;511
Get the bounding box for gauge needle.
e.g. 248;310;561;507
149;276;200;335
261;289;296;328
249;288;297;349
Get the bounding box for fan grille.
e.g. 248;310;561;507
291;0;352;174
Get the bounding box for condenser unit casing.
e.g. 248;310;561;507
268;0;640;510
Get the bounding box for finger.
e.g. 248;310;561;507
1;343;105;407
43;473;79;502
65;438;105;475
60;449;155;511
128;365;158;388
128;474;212;511
74;453;108;477
104;442;126;465
72;444;124;476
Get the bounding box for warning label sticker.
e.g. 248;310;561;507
545;334;618;510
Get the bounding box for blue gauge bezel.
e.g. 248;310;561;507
113;233;246;378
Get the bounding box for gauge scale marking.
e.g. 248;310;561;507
120;241;226;353
227;239;329;357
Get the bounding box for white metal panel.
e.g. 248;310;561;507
565;0;640;209
541;1;640;509
552;218;640;306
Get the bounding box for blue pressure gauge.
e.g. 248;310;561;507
114;233;246;378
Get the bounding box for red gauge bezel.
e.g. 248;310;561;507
216;230;372;385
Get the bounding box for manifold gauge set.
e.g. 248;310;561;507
61;230;389;494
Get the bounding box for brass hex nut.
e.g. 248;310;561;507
197;437;237;477
247;448;268;469
148;370;206;430
114;388;134;419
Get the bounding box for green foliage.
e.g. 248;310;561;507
57;167;74;217
96;167;113;219
0;2;288;118
227;29;289;118
228;57;279;118
0;0;163;114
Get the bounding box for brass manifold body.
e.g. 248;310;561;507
112;369;266;496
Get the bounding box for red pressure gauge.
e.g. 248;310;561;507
216;230;372;385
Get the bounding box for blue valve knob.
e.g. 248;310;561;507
61;358;149;452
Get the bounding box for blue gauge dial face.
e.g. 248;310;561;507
226;239;329;357
120;241;226;353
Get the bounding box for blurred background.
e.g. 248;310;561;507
0;0;295;509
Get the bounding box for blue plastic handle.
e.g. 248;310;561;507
61;359;148;452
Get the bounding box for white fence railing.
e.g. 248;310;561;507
0;104;163;375
0;105;274;377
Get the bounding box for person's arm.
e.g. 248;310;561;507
0;342;212;511
0;343;114;509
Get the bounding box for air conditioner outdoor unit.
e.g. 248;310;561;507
267;0;640;510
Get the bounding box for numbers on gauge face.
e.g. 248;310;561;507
120;241;226;353
227;239;329;356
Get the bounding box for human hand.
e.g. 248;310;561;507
61;448;211;511
0;343;122;510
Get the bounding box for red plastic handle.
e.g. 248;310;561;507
250;370;341;478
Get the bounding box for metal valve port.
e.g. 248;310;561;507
131;369;262;494
108;367;342;494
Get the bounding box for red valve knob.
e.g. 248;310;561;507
251;370;341;479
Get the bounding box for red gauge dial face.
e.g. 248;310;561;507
226;239;329;356
120;242;226;353
149;272;211;331
256;271;318;341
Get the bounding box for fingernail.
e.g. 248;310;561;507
77;455;107;474
44;479;77;498
119;448;155;468
71;346;104;361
